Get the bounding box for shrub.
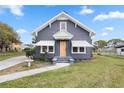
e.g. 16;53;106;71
97;53;101;55
24;48;30;51
25;48;35;59
40;54;45;61
40;53;49;62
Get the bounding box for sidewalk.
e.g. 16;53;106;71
0;63;70;83
0;56;28;70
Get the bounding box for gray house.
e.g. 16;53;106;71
32;11;95;62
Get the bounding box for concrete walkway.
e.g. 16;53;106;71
0;56;28;70
0;63;70;83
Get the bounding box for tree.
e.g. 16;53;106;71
0;22;21;52
94;40;107;48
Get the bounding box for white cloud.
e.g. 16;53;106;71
101;32;108;36
93;11;124;21
0;5;24;16
8;6;24;16
103;27;114;31
16;29;28;34
78;6;94;15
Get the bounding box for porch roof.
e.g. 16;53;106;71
72;40;93;47
35;40;55;46
53;31;73;40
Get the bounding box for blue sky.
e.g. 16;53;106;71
0;5;124;44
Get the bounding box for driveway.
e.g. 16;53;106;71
0;56;28;70
0;63;70;83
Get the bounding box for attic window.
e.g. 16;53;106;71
60;22;67;31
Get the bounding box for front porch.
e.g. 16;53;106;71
52;30;74;62
52;56;74;63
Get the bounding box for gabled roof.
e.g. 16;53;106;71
32;11;96;36
115;45;124;48
53;30;73;40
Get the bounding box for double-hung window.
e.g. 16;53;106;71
42;46;47;53
72;46;86;54
60;22;67;31
73;47;78;53
48;46;54;52
41;46;54;53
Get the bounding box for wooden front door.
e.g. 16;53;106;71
60;41;66;57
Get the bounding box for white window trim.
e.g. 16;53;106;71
60;22;67;31
41;46;55;54
71;46;86;54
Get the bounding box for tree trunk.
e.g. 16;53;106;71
5;47;8;52
2;47;5;52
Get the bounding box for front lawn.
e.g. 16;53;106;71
0;51;25;61
0;55;124;88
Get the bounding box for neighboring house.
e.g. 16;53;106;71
115;45;124;56
11;43;22;51
107;42;114;48
32;11;95;62
107;41;124;48
115;41;124;55
115;41;124;46
116;46;124;56
101;41;124;56
22;44;34;50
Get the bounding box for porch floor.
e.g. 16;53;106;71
52;56;75;63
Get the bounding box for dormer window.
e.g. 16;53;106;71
60;22;67;31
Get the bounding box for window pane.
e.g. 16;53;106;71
42;46;47;52
121;49;124;52
73;47;78;52
60;22;66;31
48;46;53;52
80;47;84;52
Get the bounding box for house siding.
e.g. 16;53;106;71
66;40;92;60
36;20;60;41
35;20;92;60
116;47;124;55
34;46;40;58
67;20;91;42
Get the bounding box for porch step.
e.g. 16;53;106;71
52;56;75;63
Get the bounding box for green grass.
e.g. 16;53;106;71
0;55;124;88
0;51;25;61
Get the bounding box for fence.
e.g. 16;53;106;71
96;48;117;56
